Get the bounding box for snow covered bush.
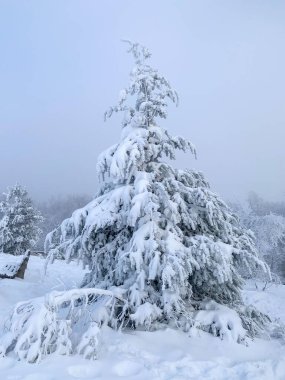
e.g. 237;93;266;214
0;184;43;255
44;42;269;339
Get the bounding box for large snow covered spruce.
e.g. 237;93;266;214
45;42;268;336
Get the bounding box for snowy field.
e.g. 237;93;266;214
0;256;284;380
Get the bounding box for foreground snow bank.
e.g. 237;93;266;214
0;256;285;379
0;326;284;380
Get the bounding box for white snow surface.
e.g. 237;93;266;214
0;256;284;380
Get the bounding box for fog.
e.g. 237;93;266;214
0;0;284;203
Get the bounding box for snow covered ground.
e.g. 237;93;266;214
0;256;284;380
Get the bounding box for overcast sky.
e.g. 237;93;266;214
0;0;284;203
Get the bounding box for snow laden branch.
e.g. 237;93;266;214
0;287;127;363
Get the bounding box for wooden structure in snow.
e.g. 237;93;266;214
0;251;30;280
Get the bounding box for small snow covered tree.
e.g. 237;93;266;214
231;200;285;282
246;213;285;281
0;184;43;255
45;42;268;336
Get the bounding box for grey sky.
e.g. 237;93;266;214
0;0;284;202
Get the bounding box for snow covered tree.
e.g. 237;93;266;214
247;213;285;277
0;184;43;255
244;212;285;282
231;199;285;282
44;42;269;336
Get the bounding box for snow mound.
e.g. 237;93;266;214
194;300;246;343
